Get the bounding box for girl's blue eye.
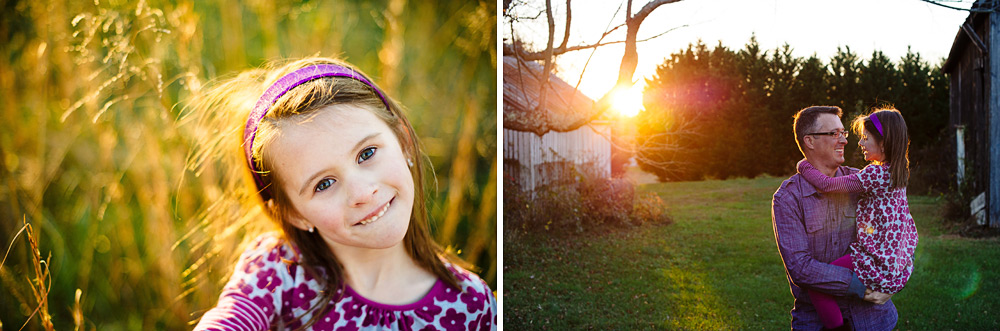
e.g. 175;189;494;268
315;178;335;192
358;147;376;163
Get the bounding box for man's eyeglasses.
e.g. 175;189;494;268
806;129;849;139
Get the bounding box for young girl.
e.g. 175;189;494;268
798;108;918;330
190;58;496;330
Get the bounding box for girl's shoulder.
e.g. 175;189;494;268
858;164;891;180
859;163;889;173
234;232;302;274
442;261;494;297
857;164;895;192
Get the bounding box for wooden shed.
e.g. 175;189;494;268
502;55;611;192
942;1;1000;227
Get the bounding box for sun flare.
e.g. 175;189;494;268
610;84;644;118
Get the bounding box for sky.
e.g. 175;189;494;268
503;0;976;110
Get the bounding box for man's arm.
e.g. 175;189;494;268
797;159;864;193
772;194;866;299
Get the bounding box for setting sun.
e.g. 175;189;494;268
610;84;644;117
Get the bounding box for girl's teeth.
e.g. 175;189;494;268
359;201;391;225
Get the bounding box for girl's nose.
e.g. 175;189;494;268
347;179;377;206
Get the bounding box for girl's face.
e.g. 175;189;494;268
858;128;885;163
270;104;414;251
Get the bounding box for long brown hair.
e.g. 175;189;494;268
183;57;467;328
851;108;909;189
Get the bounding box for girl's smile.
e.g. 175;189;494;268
357;197;392;226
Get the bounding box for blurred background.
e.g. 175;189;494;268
0;0;496;329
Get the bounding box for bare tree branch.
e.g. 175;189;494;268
559;0;571;51
573;1;625;92
503;22;674;61
538;0;557;114
617;0;684;87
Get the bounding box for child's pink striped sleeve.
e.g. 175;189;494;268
797;160;864;193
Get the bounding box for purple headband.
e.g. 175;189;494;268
243;64;391;200
869;113;884;136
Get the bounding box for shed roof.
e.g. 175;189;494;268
942;2;991;73
503;56;599;135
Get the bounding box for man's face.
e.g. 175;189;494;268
805;113;848;168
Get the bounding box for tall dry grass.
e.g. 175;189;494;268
0;0;496;329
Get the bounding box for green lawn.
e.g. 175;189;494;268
503;176;1000;330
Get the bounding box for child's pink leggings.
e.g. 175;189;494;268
808;254;853;329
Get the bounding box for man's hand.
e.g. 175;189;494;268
864;289;893;305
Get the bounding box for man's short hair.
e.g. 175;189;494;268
793;106;843;154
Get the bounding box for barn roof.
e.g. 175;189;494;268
942;2;992;73
503;55;599;135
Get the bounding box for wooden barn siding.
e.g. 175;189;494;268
947;12;1000;227
953;40;989;196
503;124;611;191
991;12;1000;227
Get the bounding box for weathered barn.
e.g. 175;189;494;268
942;1;1000;227
502;56;611;192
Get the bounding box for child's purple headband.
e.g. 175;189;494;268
243;64;391;200
869;113;884;137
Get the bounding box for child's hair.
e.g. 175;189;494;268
183;57;466;328
851;108;910;189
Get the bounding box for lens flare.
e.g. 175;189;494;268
610;84;644;118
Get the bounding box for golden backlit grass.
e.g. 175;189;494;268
1;0;496;329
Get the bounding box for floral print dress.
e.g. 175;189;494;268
799;162;918;294
195;234;496;331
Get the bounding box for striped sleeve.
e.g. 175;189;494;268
195;291;269;330
797;159;864;193
194;237;285;331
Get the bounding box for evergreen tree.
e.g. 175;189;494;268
762;44;802;175
858;50;901;111
638;41;740;181
828;46;863;114
896;48;945;150
636;39;948;182
792;55;830;107
736;36;772;178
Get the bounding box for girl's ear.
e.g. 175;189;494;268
287;213;312;232
271;199;312;231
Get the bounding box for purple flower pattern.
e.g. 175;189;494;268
438;308;466;331
460;286;485;312
201;234;497;331
433;285;459;303
312;310;340;330
478;310;492;330
287;282;317;311
342;299;365;320
852;165;918;294
336;320;359;331
250;294;275;316
255;267;281;291
415;302;442;322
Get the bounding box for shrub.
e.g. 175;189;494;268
504;172;672;236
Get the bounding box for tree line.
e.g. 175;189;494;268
633;37;950;191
